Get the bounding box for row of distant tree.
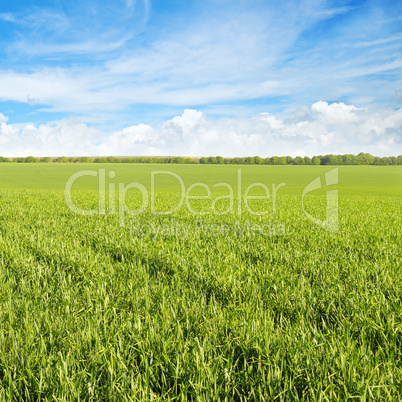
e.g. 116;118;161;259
1;153;401;165
199;153;402;165
0;156;198;164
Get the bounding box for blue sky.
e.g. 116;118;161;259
0;0;401;156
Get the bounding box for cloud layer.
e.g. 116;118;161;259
1;102;401;157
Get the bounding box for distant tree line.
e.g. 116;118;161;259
199;153;402;165
1;153;402;165
1;156;198;164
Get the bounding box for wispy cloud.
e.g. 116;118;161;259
2;1;149;58
394;89;402;101
0;1;389;112
353;33;402;48
0;13;17;22
314;6;355;19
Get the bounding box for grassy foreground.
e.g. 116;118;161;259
0;164;401;400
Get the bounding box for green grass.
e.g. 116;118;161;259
0;164;401;400
1;163;401;196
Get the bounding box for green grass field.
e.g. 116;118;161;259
0;164;401;400
1;164;401;196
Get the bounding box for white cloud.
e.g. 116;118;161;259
99;124;160;156
0;118;99;156
1;102;401;158
311;101;362;124
163;109;206;139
